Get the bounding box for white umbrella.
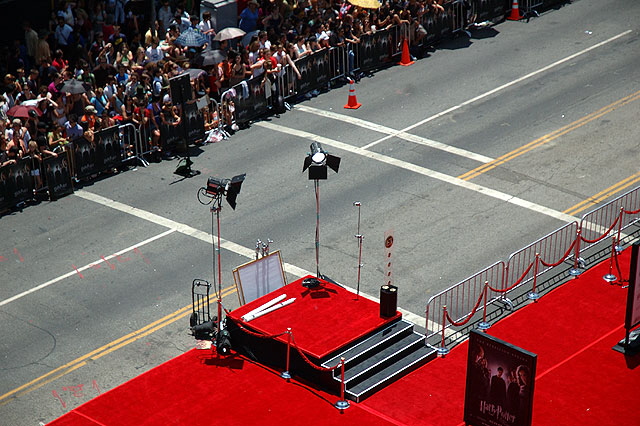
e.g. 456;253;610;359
213;27;246;41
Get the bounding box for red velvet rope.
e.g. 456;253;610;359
290;334;340;372
443;289;485;327
234;320;289;339
622;206;640;215
539;238;577;268
232;318;339;372
580;216;619;244
489;261;534;293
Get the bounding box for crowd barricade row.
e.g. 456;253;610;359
425;184;640;352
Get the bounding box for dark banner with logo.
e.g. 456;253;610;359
95;126;123;171
295;49;331;94
0;158;34;208
73;137;98;178
160;118;186;153
464;330;537;426
44;150;74;200
183;100;205;144
233;77;268;125
359;30;391;71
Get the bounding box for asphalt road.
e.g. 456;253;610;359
2;0;640;424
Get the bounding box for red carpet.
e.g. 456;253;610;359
49;253;640;425
363;248;640;425
228;276;401;359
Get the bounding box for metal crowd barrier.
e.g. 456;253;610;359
425;185;640;350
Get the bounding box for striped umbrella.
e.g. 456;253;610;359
175;27;209;47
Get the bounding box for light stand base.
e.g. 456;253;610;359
612;329;640;355
302;277;321;288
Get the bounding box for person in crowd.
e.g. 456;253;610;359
239;0;261;34
64;113;84;141
198;11;216;48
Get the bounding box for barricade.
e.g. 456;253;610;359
450;0;471;36
426;186;640;353
328;46;348;84
579;186;640;255
425;261;505;347
358;30;392;72
504;221;578;293
295;48;332;95
520;0;543;18
70;126;123;179
232;77;268;126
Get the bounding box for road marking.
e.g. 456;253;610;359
254;121;579;224
563;172;640;217
458;90;640;181
365;30;633;150
73;190;425;327
0;285;238;405
0;229;176;308
295;104;494;163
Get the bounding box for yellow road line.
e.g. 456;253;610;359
458;90;640;181
563;172;640;217
0;285;238;405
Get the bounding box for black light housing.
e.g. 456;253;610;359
303;142;340;180
204;173;246;209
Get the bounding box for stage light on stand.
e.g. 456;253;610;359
302;143;341;281
197;173;246;355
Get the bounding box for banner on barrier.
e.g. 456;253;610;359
73;137;98;178
160;119;185;153
44;150;74;200
359;30;391;70
183;100;205;144
295;49;330;94
0;159;34;208
95;126;122;171
464;330;537;426
234;78;267;124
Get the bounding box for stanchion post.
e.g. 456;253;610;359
603;236;618;283
281;328;292;380
478;282;491;331
335;357;350;410
528;254;541;301
570;228;583;276
437;306;450;356
615;207;624;252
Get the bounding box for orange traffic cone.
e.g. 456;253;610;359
399;39;414;66
507;0;521;20
344;78;361;109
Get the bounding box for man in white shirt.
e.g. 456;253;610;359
198;12;216;50
157;0;174;32
54;16;73;50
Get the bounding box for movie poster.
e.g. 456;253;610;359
464;330;537;426
625;243;640;331
73;137;98;178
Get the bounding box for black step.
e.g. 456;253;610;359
347;344;437;402
322;319;414;369
341;333;424;383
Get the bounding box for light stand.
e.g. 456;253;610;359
197;174;246;350
302;142;340;286
354;202;363;299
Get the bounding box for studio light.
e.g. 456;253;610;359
303;142;340;180
302;143;341;279
203;173;246;209
216;328;232;355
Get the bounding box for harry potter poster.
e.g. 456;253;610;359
464;330;537;426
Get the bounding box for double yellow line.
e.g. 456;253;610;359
0;285;238;406
563;171;640;217
458;90;640;181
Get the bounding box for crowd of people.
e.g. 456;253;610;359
0;0;450;187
